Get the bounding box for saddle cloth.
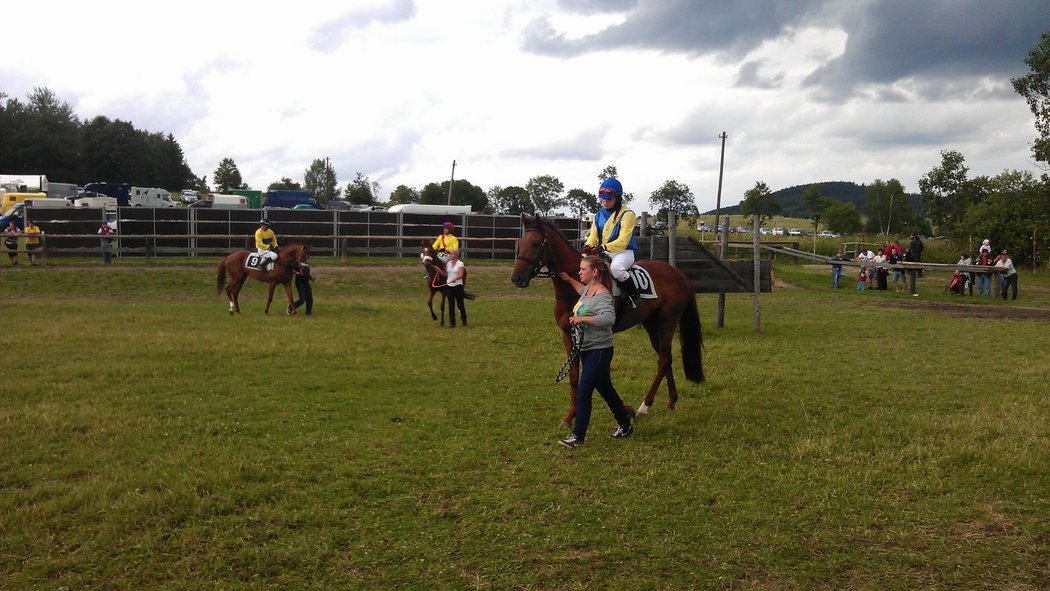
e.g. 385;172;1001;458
613;266;658;300
246;253;271;271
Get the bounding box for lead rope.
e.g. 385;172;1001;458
555;323;584;383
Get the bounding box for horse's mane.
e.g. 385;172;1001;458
525;215;572;246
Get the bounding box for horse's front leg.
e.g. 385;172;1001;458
561;328;580;428
440;290;447;327
264;281;278;315
428;292;438;321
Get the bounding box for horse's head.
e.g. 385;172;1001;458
280;243;310;268
513;214;580;288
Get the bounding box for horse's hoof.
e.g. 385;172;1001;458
636;403;650;417
623;404;636;418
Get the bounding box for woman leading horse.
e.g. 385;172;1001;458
217;243;310;315
511;214;703;427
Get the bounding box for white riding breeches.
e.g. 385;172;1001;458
608;249;635;281
257;249;278;265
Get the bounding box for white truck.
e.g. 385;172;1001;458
386;203;472;215
129;187;177;207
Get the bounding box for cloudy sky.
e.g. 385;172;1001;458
2;0;1047;212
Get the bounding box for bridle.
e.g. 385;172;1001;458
515;234;554;280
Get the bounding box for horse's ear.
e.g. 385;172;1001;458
520;213;529;227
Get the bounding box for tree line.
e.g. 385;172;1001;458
3;32;1047;262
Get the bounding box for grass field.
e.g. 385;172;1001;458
1;256;1048;589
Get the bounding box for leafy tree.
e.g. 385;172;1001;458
738;181;780;228
649;180;699;222
418;179;488;212
389;184;419;205
863;179;912;235
23;87;80;182
488;185;532;215
268;177;301;191
346;172;381;205
1011;32;1050;166
213;158;245;192
304;158;340;204
822;201;863;235
959;170;1048;265
563;188;597;218
80;116;150;183
800;184;833;234
0;87;198;190
526;175;565;215
918;150;972;232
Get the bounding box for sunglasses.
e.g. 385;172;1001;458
598;188;618;197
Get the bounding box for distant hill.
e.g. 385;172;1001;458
705;181;922;217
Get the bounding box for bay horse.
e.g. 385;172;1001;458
511;214;703;427
216;243;310;315
421;241;448;325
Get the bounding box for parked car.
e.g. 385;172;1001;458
180;190;199;205
818;230;835;238
788;228;802;236
771;227;785;236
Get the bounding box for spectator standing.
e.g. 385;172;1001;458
907;234;925;277
956;253;972;294
874;249;889;290
830;251;845;288
97;221;115;264
4;221;18;265
857;265;867;290
975;249;994;297
995;249;1017;300
888;247;905;292
23;220;41;265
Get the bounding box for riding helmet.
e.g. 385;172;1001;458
599;177;623;197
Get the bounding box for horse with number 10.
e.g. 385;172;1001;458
511;214;704;427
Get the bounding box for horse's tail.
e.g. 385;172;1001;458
679;294;704;383
216;257;228;296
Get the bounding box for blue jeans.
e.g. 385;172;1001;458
832;267;843;288
573;348;631;441
100;239;112;264
976;273;990;296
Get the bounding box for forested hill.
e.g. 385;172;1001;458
706;181;922;216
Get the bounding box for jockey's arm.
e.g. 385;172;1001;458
584;222;599;247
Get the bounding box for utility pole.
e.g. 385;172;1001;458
447;160;456;205
713;132;727;237
715;132;728;328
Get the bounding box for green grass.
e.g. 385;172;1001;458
1;259;1048;589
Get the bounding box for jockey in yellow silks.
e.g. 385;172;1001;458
255;218;279;268
432;220;459;264
584;177;640;305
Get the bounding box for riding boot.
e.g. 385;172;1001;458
618;275;641;308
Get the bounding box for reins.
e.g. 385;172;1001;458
556;323;583;383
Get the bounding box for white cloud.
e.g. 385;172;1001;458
1;0;1044;213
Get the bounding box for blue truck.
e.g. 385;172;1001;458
265;190;322;209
